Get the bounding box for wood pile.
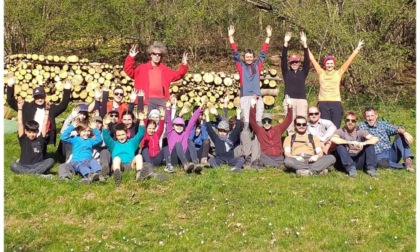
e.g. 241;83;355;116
4;53;283;108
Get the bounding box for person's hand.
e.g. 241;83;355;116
94;88;102;101
17;99;24;110
103;82;110;92
143;105;149;117
138;111;145;121
236;107;242;117
266;25;272;38
284;32;292;42
209;106;218;116
159;106;165;117
300;31;307;45
103;114;111;125
138;89;145;97
285;94;292;107
295;156;304;162
44;102;51;111
204;108;210;117
63;79;73;90
250;97;257;108
71;106;80;117
180;103;190;116
170;94;177;105
309;155;319;163
89;120;97;130
93;109;99;116
129;45;139;57
356;40;364;50
403;132;414;145
129;89;138;103
7;73;15;87
182;52;188;65
201;96;209;106
71;118;80;127
223;95;230;104
228;25;235;37
166;100;172;109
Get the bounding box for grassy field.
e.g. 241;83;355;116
3;104;416;251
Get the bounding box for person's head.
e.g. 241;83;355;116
243;48;255;65
217;120;230;137
308;106;321;123
121;110;135;128
113;86;124;103
294;116;308;134
76;121;92;140
93;116;103;130
194;120;202;136
228;115;244;131
343;111;359;131
148;109;160;122
108;109;119;123
147;41;167;65
113;123;128;143
24;120;40;140
77;103;89;121
261;113;273;130
146;120;157;136
323;55;336;71
172;117;185;134
289;54;301;71
363;107;378;127
33;87;46;106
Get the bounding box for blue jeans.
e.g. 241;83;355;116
70;158;101;177
335;144;377;172
376;135;414;169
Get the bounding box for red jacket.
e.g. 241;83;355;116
250;106;293;156
123;56;188;104
140;119;164;157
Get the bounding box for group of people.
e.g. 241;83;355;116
6;25;415;186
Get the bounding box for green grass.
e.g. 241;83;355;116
4;105;416;251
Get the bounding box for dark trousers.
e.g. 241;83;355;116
142;146;171;166
10;158;54;174
318;101;343;129
148;98;166;111
335;144;377;172
189;139;210;160
208;156;245;169
170;142;199;165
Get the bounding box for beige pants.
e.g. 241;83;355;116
283;98;308;136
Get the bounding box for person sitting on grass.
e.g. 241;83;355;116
10;100;54;178
60;118;103;184
283;116;336;177
306;105;337;154
188;117;211;168
249;95;293;169
103;111;166;186
204;107;245;173
330;111;379;178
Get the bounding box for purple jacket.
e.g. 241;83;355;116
166;107;202;153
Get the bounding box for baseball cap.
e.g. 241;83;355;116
77;103;88;112
33;87;46;97
109;108;119;115
288;54;301;62
93;116;103;122
217;120;230;131
262;113;272;120
172;117;185;126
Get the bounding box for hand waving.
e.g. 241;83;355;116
129;45;139;57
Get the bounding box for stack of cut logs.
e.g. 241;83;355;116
3;53;282;109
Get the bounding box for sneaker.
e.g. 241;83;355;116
366;169;379;178
296;170;311;177
348;166;357;178
136;165;152;182
101;163;110;177
164;164;175;173
319;169;329;176
114;169;122;186
405;158;415;173
150;172;169;181
38;174;53;179
193;163;203;174
79;177;90;184
229;167;242;173
200;158;211;168
99;174;107;182
58;176;71;181
88;172;100;183
183;162;194;173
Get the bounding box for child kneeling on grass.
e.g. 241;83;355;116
204;107;245;173
60;118;103;184
102;111;167;186
10;100;54;178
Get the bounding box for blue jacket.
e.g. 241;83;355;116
60;125;103;161
189;122;209;150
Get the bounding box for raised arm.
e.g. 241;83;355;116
52;79;72;117
41;102;51;137
281;32;292;73
123;45;139;79
6;74;18;111
17;100;24;137
301;32;310;76
339;40;364;75
308;49;324;75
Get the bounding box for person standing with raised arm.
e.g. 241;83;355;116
281;31;310;135
124;41;189;110
228;24;271;129
309;40;364;128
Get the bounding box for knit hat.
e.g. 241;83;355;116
217;120;230;131
148;109;160;118
172;117;185;126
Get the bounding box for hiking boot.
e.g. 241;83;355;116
38;174;53;179
244;156;252;166
250;159;262;170
319;169;329;176
229;167;242;173
296;170;311;177
193;163;203;174
164;164;175;173
101;163;110;177
114;169;122;186
377;158;390;168
183;162;194;173
136;165;152;182
88;172;100;183
405;157;415;173
200;158;211;168
348;166;357;178
58;176;71;181
366;169;379;178
79;177;90;184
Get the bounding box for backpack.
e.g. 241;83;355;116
290;134;316;155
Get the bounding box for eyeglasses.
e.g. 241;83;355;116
296;123;307;127
109;114;119;118
114;92;124;96
151;52;162;57
262;119;272;125
309;112;319;116
345;119;357;123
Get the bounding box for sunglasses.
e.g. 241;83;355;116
109;114;119;118
309;112;319;116
345;119;357;123
114;92;124;96
151;52;162;56
296;123;307;127
262;119;272;125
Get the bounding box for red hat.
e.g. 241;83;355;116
288;54;301;62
